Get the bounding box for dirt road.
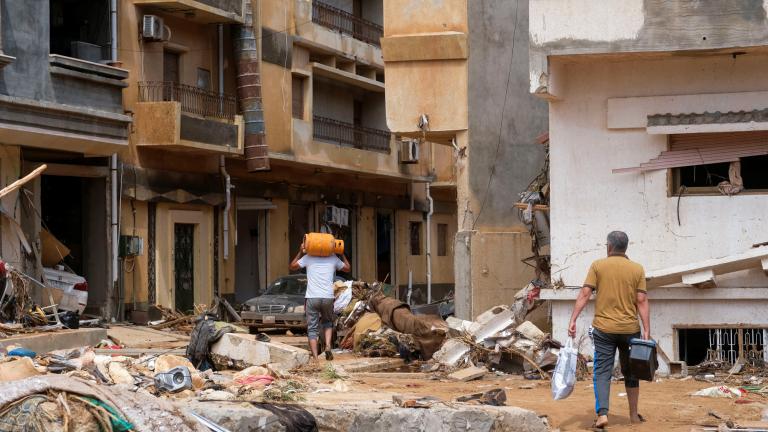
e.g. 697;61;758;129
337;372;767;431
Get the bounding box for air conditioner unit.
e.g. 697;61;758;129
400;138;419;164
142;15;166;41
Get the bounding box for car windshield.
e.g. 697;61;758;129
265;277;307;296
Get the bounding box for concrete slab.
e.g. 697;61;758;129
305;403;549;432
184;401;286;432
210;333;309;370
0;328;107;354
448;366;487;382
335;357;404;373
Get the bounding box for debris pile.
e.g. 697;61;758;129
430;281;578;379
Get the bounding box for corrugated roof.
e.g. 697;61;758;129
648;109;768;127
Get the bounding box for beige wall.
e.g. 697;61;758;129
0;146;22;268
395;209;456;288
267;198;290;281
357;207;377;281
120;199;150;305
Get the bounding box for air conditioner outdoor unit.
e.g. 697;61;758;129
142;15;166;41
400;138;419;164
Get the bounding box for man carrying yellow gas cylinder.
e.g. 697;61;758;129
289;232;350;362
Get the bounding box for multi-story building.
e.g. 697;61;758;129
0;0;130;318
116;0;247;320
381;0;548;319
115;0;455;320
231;0;457;305
530;0;768;371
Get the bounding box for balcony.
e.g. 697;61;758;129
134;0;245;23
313;116;390;153
312;1;383;46
134;81;243;154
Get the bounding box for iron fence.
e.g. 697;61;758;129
312;1;383;46
138;81;237;121
313;116;391;152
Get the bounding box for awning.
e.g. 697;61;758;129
614;130;768;173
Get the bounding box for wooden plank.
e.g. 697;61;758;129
0;164;46;199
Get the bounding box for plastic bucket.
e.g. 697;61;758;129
629;338;658;381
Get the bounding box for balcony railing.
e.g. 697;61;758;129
138;81;237;121
312;1;383;46
313;116;391;152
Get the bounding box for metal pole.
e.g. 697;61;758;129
426;182;433;304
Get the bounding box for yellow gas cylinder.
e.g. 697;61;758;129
303;232;344;257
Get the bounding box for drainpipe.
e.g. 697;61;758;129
110;0;118;62
221;156;232;259
110;154;119;316
235;1;269;171
426;182;433;304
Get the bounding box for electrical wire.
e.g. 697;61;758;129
471;0;520;230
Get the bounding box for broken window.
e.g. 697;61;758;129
677;327;767;366
674;155;768;193
437;223;447;256
409;221;421;255
50;0;111;62
666;131;768;194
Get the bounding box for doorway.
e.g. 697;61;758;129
41;174;108;314
235;210;264;301
288;203;311;272
163;50;180;101
174;223;195;313
376;210;393;283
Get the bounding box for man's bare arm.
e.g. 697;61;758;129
568;286;593;337
339;254;351;272
289;249;304;271
637;291;650;340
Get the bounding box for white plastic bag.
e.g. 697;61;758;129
551;337;578;400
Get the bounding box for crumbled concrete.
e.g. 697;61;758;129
184;401;286;431
306;404;549;432
210;333;309;370
432;339;472;367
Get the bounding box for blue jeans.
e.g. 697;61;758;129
305;298;334;340
592;327;640;416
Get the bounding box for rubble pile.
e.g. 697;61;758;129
431;281;574;379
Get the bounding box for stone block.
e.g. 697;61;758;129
448;366;487;382
0;328;107;355
210;333;309;370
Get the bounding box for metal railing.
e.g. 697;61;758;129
312;1;383;46
138;81;237;121
313;116;391;152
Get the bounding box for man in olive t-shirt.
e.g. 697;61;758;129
568;231;651;430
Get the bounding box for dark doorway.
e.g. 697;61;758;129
41;175;108;314
174;223;195;313
376;211;392;283
235;210;261;301
288;203;311;272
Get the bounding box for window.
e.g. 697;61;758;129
437;224;448;256
667;132;768;194
50;0;111;62
292;76;304;119
409;221;421;255
674;155;768;193
196;68;211;90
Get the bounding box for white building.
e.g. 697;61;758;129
529;0;768;372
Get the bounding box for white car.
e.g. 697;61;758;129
43;265;88;314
